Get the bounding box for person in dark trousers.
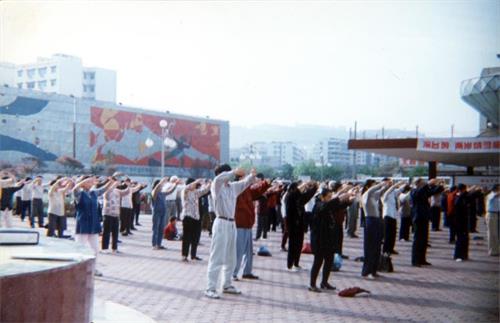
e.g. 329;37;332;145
330;181;353;259
398;185;412;241
132;182;145;227
286;181;318;271
430;192;442;231
255;191;270;240
101;179;129;252
411;178;444;267
309;185;354;292
181;178;210;261
267;190;280;232
280;187;289;251
119;180;145;236
446;186;458;244
347;192;360;238
467;187;483;233
20;177;33;227
0;172;26;227
382;180;406;255
441;188;449;228
361;180;388;279
31;176;45;227
454;184;470;262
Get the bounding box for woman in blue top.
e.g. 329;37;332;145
73;176;112;276
151;176;177;250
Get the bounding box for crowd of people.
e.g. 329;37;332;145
0;166;498;298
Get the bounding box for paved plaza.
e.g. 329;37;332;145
13;215;499;322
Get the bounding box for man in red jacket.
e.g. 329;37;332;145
233;173;270;280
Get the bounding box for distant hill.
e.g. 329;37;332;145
230;124;419;149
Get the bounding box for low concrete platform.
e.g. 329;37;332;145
10;214;499;323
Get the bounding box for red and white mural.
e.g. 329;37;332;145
89;106;220;169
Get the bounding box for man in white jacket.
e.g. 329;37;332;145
205;164;256;299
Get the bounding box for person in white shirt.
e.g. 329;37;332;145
361;179;389;279
0;172;26;228
119;178;146;236
398;186;413;241
280;188;289;251
382;180;406;255
20;177;33;227
485;185;499;256
205;165;256;299
31;176;46;227
47;177;73;237
163;176;181;221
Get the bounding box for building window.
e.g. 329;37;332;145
38;80;47;89
17;83;23;88
83;85;87;92
38;67;47;77
17;70;23;77
27;69;36;78
89;72;95;80
26;82;35;89
50;66;57;73
83;72;88;79
89;85;95;92
50;79;56;86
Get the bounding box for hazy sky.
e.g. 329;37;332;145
1;0;498;137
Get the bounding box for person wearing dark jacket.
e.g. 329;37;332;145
286;181;318;271
330;181;353;259
132;182;146;227
411;178;444;267
454;184;470;261
309;187;353;292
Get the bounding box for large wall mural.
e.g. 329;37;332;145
90;106;221;169
0;95;58;161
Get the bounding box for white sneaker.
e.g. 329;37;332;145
288;267;299;273
293;265;303;271
367;274;375;280
94;269;103;277
204;290;220;299
455;258;463;262
223;286;242;294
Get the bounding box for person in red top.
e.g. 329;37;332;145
164;217;180;241
267;190;281;232
232;173;270;280
446;186;458;243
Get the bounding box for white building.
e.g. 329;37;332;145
4;54;116;102
237;141;306;167
313;138;351;165
0;62;16;88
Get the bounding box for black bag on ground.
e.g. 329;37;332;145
378;252;394;272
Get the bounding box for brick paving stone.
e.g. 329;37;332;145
10;214;499;322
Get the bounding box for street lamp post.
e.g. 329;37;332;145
159;119;168;178
70;95;76;159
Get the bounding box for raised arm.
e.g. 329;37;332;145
196;181;212;198
230;170;257;197
212;170;236;195
152;177;170;200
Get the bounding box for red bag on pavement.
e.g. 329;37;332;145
301;242;312;254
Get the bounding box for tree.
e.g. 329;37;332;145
57;156;84;175
293;160;320;180
279;163;294;180
21;157;46;175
